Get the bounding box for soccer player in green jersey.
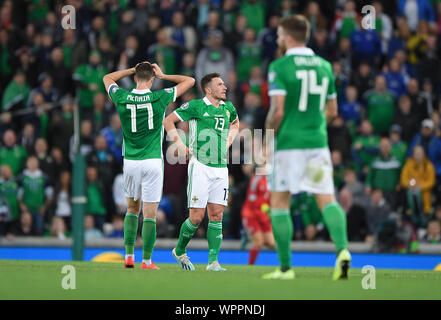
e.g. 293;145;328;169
103;62;195;269
263;15;351;280
163;73;240;271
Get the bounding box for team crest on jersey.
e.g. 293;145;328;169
111;86;118;93
180;102;189;110
268;71;276;83
165;88;174;93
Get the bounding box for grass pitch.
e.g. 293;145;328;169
0;260;440;300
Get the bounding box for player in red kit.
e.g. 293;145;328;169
241;169;275;265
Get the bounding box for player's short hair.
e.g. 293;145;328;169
200;73;220;92
135;62;154;82
279;14;310;44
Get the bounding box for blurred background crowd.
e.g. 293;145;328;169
1;0;441;253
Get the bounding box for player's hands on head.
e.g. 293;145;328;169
151;63;165;79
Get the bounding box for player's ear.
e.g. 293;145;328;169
134;75;137;83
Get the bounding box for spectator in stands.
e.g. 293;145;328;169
339;85;362;127
1;70;30;113
382;58;408;98
180;52;196;79
373;1;393;55
48;216;68;240
309;28;332;62
165;11;197;53
350;62;374;99
365;189;392;243
19;123;37;155
84;214;103;239
147;29;177;79
364;75;396;135
339;188;368;242
332;150;346;191
73;50;108;112
224;14;247;56
352;120;380;177
342;168;369;207
237;28;262;83
239;0;266;35
112;172;126;216
107;215;124;238
87;135;116;216
11;211;37;236
408;119;441;183
257;13;279;70
34;138;56;184
240;66;269;109
0;165;19;233
17;156;53;235
291;192;325;241
0;129;28;176
418;33;440;88
389;124;408;166
349;22;382;69
52;171;71;231
332;61;348;103
394;95;420;143
0;194;11;237
195;30;234;84
48;97;74;161
100;113;123;164
407;78;430;122
397;0;435;33
422;220;441;243
46;47;72;96
69;119;94;162
401;146;435;224
335;37;352;77
331;0;358;40
90;93;109;134
365;137;401;208
86;166;106;231
220;0;238;35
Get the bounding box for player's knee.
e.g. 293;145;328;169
127;205;140;214
189;211;204;225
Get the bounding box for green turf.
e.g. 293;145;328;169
0;260;440;300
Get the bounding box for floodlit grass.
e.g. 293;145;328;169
0;260;440;300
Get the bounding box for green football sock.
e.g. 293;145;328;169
207;220;223;264
124;212;139;255
322;202;348;253
142;218;156;260
270;209;293;269
175;218;199;256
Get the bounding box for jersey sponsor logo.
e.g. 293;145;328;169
180;102;189;110
165;88;174;93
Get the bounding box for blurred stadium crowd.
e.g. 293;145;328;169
1;0;441;252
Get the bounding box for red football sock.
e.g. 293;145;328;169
248;247;260;265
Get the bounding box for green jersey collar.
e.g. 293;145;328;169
131;88;151;94
285;47;315;56
203;96;225;106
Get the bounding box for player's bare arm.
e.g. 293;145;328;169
227;119;240;149
324;98;338;124
103;67;136;92
151;63;195;98
163;112;190;156
265;95;285;133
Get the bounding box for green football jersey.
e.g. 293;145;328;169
268;47;337;150
108;84;177;160
174;97;238;168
